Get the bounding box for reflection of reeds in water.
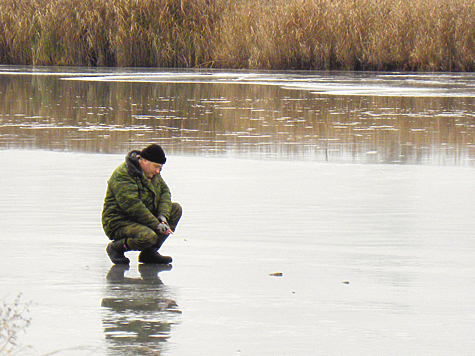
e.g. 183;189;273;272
0;74;474;165
1;0;475;71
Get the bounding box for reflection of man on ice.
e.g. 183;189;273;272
102;264;181;353
102;144;182;265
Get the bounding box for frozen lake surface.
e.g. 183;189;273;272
0;149;474;355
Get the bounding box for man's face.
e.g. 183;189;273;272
139;158;163;179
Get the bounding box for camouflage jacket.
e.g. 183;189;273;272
101;151;172;238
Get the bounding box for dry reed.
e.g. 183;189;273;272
0;0;474;71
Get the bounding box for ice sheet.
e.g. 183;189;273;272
0;150;474;355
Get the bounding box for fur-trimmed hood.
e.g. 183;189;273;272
125;150;144;177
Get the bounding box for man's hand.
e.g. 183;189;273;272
157;215;168;224
156;215;171;234
156;223;170;234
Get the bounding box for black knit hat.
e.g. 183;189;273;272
140;144;166;164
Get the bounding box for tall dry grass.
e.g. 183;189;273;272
0;0;474;71
216;0;475;71
0;0;224;67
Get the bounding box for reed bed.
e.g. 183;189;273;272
0;0;474;71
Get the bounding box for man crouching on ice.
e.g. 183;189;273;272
102;144;182;265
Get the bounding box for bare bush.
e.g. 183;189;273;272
0;294;31;356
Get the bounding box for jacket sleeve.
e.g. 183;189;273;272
157;175;172;219
110;170;160;230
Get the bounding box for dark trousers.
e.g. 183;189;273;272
111;202;182;251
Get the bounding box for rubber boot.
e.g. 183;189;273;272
106;238;130;265
138;249;172;265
